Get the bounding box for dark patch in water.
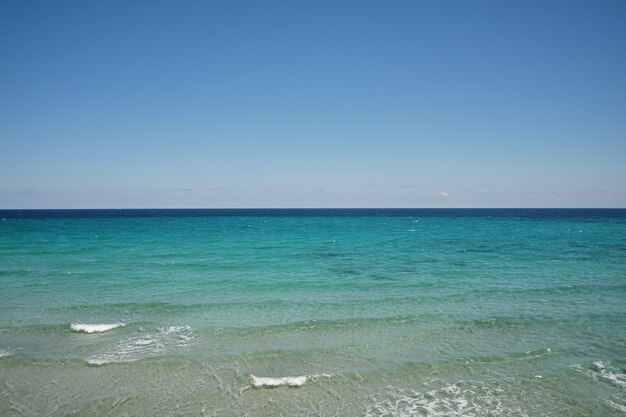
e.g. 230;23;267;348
313;252;344;259
461;317;531;330
329;267;359;275
418;257;439;263
371;274;395;281
599;243;626;252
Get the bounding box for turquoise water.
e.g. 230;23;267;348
1;209;625;416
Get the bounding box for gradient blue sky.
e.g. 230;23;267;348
1;0;625;208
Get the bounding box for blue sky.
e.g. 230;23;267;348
1;0;625;208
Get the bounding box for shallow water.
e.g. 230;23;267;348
1;209;625;416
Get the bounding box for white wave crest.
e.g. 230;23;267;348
250;373;331;388
0;350;13;358
71;323;126;333
158;325;190;334
86;357;126;366
251;375;307;387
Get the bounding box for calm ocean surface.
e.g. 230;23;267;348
1;209;625;416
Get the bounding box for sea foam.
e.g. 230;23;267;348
85;325;193;365
606;399;626;414
572;361;626;389
71;323;126;333
364;381;528;417
250;373;331;388
593;361;626;389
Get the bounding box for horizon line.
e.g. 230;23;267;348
1;207;625;211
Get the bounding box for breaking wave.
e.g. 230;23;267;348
70;323;126;333
250;373;331;388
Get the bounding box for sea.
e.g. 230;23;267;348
0;209;625;416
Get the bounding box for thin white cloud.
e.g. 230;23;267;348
437;191;450;197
